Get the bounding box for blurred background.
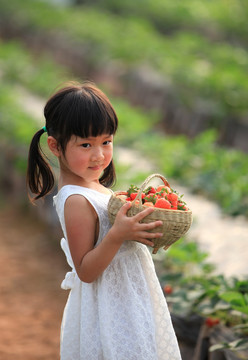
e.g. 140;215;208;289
0;0;248;359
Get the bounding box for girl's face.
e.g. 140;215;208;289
58;133;113;186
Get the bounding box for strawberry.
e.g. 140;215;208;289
177;201;187;211
148;187;156;194
130;193;138;200
131;192;145;201
155;198;171;209
126;197;132;201
167;192;178;203
127;184;139;197
156;185;171;194
171;205;178;210
205;317;220;328
144;186;156;195
143;202;154;207
163;285;173;294
144;194;157;205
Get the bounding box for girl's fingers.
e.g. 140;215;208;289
119;204;156;222
136;230;163;246
118;201;131;216
139;239;155;247
138;231;163;239
141;220;163;230
134;207;155;222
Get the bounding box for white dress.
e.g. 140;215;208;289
53;185;182;360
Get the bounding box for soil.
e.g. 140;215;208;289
0;206;68;360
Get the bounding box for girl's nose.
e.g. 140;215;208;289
92;147;104;162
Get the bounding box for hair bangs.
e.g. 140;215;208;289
62;88;118;140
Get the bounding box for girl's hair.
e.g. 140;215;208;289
27;81;118;201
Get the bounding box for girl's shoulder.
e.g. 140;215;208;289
53;184;112;209
55;184;112;197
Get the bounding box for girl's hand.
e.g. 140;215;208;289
111;202;163;247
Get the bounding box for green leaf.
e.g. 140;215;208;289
220;291;248;315
229;338;248;350
210;338;248;352
233;323;248;331
220;291;246;305
210;342;229;352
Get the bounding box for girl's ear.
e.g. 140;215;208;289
47;136;61;157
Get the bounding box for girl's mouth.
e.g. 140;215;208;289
89;165;102;171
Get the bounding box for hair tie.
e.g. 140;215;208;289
42;126;47;133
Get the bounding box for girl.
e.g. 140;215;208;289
27;81;182;360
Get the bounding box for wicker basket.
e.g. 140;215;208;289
108;173;193;254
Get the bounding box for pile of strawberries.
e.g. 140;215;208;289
120;184;188;211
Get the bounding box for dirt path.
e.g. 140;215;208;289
0;206;68;360
176;184;248;278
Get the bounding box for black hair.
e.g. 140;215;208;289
27;81;118;201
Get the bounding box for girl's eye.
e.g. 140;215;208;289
103;140;111;145
81;143;91;148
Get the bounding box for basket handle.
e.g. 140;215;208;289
130;173;171;212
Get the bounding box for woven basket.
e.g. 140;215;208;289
108;173;193;254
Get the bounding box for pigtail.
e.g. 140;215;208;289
26;128;55;201
100;160;116;188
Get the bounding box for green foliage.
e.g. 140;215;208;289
114;99;160;145
137;129;248;217
220;292;248;316
0;40;70;96
210;338;248;353
160;238;248;353
0;0;248;130
0;87;36;145
1;39;248;217
0;86;38;174
74;0;248;46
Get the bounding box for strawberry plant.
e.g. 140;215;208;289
160;239;248;356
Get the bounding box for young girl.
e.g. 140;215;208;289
27;81;182;360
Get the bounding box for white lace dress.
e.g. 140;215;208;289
53;185;182;360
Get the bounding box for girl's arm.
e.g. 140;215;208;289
64;195;163;283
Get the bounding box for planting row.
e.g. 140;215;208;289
73;0;248;47
162;239;248;356
0;0;248;133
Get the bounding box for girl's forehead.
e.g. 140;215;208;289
70;133;113;142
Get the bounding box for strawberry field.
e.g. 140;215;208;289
0;1;248;358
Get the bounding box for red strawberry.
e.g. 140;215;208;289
167;193;178;203
163;285;173;294
144;186;156;194
155;198;171;209
171;205;178;210
130;193;138;200
144;194;157;205
130;193;145;201
156;185;171;193
148;187;156;194
127;184;139;197
205;317;220;328
178;202;187;211
143;202;154;207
